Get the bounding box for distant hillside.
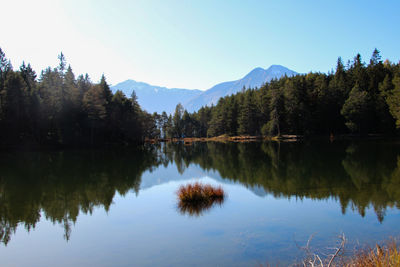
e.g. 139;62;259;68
111;80;202;114
112;65;297;114
184;65;297;112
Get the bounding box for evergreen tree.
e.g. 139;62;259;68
83;84;107;144
341;83;371;133
0;48;12;91
19;61;37;91
323;58;348;133
1;46;400;147
173;103;184;138
0;48;12;120
58;52;66;73
1;71;26;140
264;85;284;136
166;114;174;138
182;110;194;137
387;75;400;128
283;77;308;134
238;90;258;135
207;98;228;137
160;111;169;138
195;106;211;137
77;74;91;99
370;48;382;66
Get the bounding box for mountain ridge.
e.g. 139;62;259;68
111;65;297;114
184;65;297;111
111;80;202;114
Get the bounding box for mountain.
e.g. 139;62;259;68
139;163;267;199
111;65;297;114
184;65;297;112
111;80;202;114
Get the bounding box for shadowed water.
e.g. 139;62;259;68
1;140;400;266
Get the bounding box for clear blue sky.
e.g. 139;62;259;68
1;0;399;90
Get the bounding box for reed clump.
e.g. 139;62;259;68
177;182;225;216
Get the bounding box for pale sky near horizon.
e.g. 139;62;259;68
1;0;399;90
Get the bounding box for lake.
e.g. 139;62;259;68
1;140;400;266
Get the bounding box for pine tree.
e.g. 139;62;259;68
387;75;400;128
238;90;258;135
0;48;12;89
58;52;66;73
207;98;227;137
173;103;184;138
264;86;284;136
370;48;382;66
196;106;211;137
0;48;12;120
182;110;193;137
341;83;371;133
283;77;307;134
160;111;169;138
83;84;107;144
2;72;25;135
19;61;36;91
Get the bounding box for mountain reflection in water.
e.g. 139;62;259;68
1;140;400;245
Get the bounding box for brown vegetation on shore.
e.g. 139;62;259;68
296;235;400;267
344;241;400;267
146;134;303;144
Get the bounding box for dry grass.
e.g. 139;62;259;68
176;182;225;216
344;241;400;267
298;235;400;267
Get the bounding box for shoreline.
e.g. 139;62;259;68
145;134;397;144
145;135;302;143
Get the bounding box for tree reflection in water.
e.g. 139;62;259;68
1;140;400;245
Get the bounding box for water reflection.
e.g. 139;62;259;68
177;198;225;217
0;146;161;245
1;140;400;245
176;183;226;217
163;141;400;224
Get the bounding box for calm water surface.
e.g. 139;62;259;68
1;141;400;266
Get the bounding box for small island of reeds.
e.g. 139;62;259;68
176;182;225;216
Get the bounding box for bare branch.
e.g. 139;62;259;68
306;233;315;251
327;233;346;267
315;254;323;266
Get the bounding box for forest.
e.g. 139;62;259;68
1;47;400;147
162;49;400;138
0;48;151;147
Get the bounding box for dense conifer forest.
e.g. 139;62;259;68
0;48;152;147
164;49;400;138
1;47;400;147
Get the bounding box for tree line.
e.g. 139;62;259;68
152;49;400;138
0;48;157;147
2;48;400;147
